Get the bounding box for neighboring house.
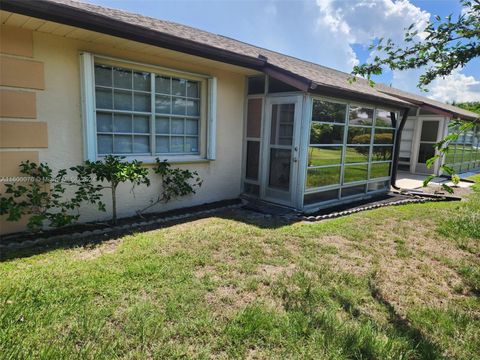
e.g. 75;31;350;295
0;0;478;235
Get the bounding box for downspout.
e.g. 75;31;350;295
390;108;410;190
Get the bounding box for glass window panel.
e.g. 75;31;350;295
306;166;341;189
95;88;112;109
247;98;262;138
244;182;260;196
155;95;171;114
371;146;393;161
133;136;149;153
270;104;294;146
349;106;373;126
185;137;198;153
113;68;132;89
370;162;391;179
368;180;389;192
347;126;371;144
95;65;112;87
341;185;366;198
172;97;186;115
268;77;297;93
113;90;132;111
96;112;112;132
312;100;346;123
187;81;199;98
418;143;435;163
133;93;150;112
171;136;184;152
186;99;199;116
269;148;291;190
373;128;395;144
97;134;113;154
247;76;265;95
113;114;132;133
304;189;339;205
155;117;169;134
133;71;150;91
420;121;439;142
246;141;260;180
345;146;369;163
343;164;368;183
133;115;149;133
375;109;394;128
114;135;132;153
171;118;184;134
156;76;171;94
156;136;169;153
172;78;186;96
186;119;198;135
310;123;344;144
308;146;342;167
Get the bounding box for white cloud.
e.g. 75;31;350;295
427;70;480;103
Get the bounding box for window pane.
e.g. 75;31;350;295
171;118;184;134
114;135;132;153
96;112;112;132
244;182;260;196
247;98;262;138
155;117;169;134
113;68;132;89
310;123;344;144
373;128;395;144
370;162;391;179
418;143;435;163
172;97;186;115
114;90;132;111
97;134;113;154
269;148;291;190
186;99;199;116
306;166;341;188
186;119;198;135
308;146;342;166
187;81;199;98
246;141;260;180
133;115;149;133
247;76;265;95
95;65;112;87
341;185;366;198
156;76;171;94
376;109;394;128
171;136;184;152
368;180;389;192
312;100;346;123
172;78;186;96
304;189;339;205
133;71;150;91
155;95;171;114
371;146;393;161
133;136;149;153
345;146;369;163
95;88;112;109
113;114;132;133
270;104;294;146
349;106;373;126
156;136;169;153
134;93;150;112
268;77;298;93
185;137;198;153
420;121;439;142
344;164;368;183
347;126;371;144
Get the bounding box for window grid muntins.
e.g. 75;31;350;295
94;64;200;156
305;100;395;202
445;122;480;172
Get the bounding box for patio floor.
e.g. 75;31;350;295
394;171;475;191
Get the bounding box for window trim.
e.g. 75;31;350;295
80;52;217;163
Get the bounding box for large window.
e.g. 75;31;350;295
444;122;480;173
94;64;201;156
304;99;397;206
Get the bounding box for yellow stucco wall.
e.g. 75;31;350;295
0;26;249;234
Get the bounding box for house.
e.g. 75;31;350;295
0;0;478;235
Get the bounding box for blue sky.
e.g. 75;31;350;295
86;0;479;103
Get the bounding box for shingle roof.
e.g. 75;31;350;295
5;0;478;120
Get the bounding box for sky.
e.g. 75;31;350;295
86;0;480;103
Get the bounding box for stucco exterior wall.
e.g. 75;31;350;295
1;27;248;234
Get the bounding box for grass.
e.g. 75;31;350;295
1;194;479;359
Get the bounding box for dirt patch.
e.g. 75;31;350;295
74;239;121;260
258;264;296;278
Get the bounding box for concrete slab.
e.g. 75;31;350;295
394;171;474;190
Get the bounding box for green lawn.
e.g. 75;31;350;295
1;193;479;359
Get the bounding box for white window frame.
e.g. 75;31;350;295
80;52;217;163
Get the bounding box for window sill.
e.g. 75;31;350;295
96;155;213;165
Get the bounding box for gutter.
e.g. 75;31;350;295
391;108;410;189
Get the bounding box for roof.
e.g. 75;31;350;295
2;0;478;120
